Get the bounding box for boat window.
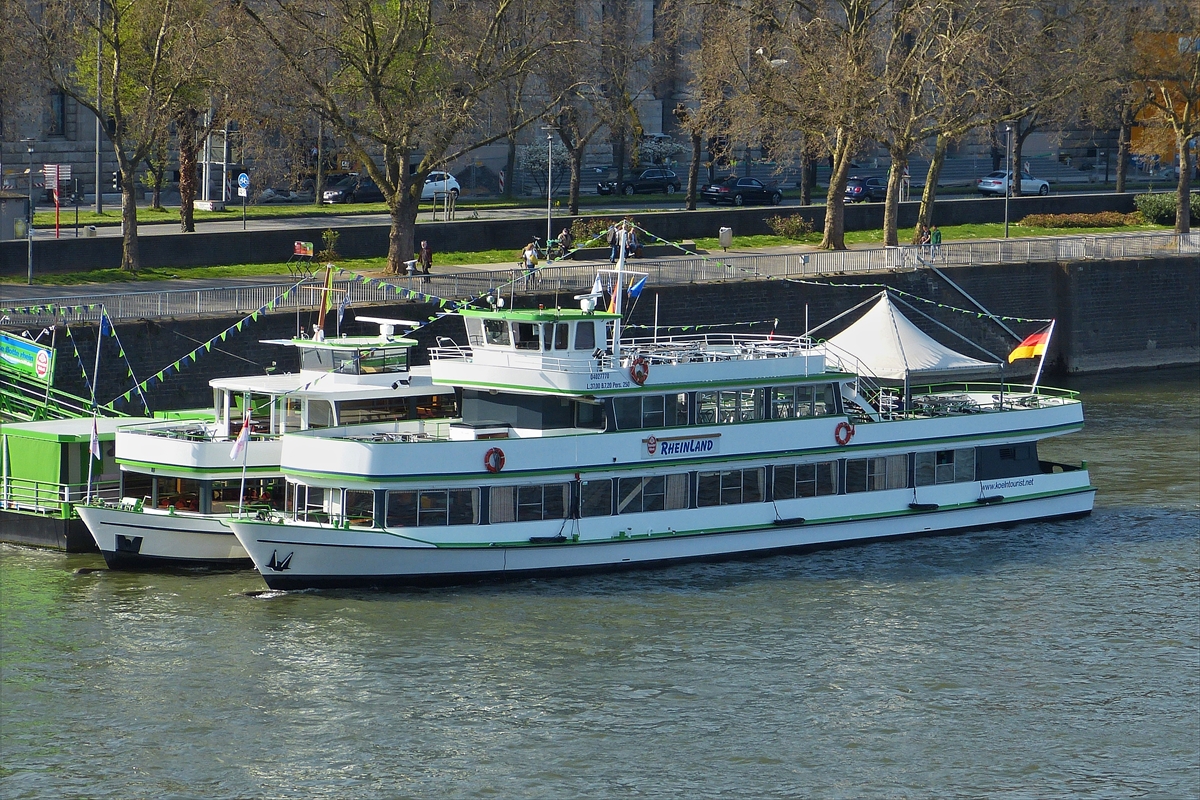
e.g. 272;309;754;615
414;393;458;420
614;397;642;430
121;472;153;503
489;483;570;523
814;384;837;416
846;455;908;493
154;477;200;511
412;489;478;526
580;479;613;517
696;392;718;425
575;321;595;350
795;386;815;417
464;317;485;347
337;397;411;426
697;468;764;507
576;400;606;429
666;393;688;426
542;323;569;350
295;485;328;523
915;448;976;486
737;389;764;421
512;322;541;351
386;490;417;527
358;348;408;374
772;388;796;419
617;474;689;514
612;394;688;430
484;319;511;347
773;461;838;500
308;399;333;429
344;489;376;527
641;395;665;429
282;398;303;432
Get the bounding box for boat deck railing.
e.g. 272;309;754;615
0;476;122;518
863;382;1079;421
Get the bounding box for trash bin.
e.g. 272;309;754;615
86;225;97;238
719;226;733;251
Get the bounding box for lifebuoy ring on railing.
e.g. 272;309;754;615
484;447;506;473
629;356;650;385
834;421;855;446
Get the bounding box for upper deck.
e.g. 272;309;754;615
431;307;828;396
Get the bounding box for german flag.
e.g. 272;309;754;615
1008;327;1051;363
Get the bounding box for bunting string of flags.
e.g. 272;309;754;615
97;307;151;414
63;325;95;399
784;279;1053;325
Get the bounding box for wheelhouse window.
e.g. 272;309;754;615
542;323;569;350
845;455;909;493
574;321;595;350
580;479;613;517
697;468;764;507
915;448;975;486
337;397;410;425
490;483;569;523
484;319;511;346
386;488;479;527
512;322;541;350
773;461;837;500
617;474;689;514
358;347;408;373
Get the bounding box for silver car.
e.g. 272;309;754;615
977;171;1049;196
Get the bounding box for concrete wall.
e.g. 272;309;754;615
43;253;1195;412
1;192;1141;277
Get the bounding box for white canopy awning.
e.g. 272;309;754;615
826;293;998;380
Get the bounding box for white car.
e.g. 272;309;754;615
421;170;460;200
976;171;1049;196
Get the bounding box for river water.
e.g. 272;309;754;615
2;368;1197;799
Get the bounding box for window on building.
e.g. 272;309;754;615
845;455;909;493
915;448;976;486
697;468;764;507
616;474;689;514
490;483;570;523
773;461;838;500
48;92;65;137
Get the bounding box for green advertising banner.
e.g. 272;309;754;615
0;330;56;387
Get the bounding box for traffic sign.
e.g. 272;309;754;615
237;172;250;189
237;187;248;197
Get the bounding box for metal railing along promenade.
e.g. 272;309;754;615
2;231;1195;327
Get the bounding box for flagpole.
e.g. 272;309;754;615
86;313;105;502
1030;319;1055;392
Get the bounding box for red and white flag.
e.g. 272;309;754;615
89;417;101;462
229;410;252;460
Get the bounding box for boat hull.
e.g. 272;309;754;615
230;477;1095;590
76;504;253;570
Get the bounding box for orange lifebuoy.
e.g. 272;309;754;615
834;421;855;446
629;356;649;385
484;447;506;473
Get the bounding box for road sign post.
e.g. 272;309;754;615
238;172;249;230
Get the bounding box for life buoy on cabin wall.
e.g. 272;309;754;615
484;447;506;473
834;421;855;446
629;356;650;385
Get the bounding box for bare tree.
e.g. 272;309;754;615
237;0;562;272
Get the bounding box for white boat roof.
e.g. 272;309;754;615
826;293;998;380
210;366;452;400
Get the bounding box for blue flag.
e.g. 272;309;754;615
628;276;647;299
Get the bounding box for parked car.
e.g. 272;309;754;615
700;176;783;206
322;174;384;204
976;171;1049;196
844;176;889;203
421;170;460;200
598;168;681;196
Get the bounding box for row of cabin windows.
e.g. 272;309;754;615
227;393;455;434
471;318;612;352
614;384;839;431
120;474;287;515
296;447;979;528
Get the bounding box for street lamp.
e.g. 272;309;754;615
95;0;103;214
24;139;34;285
1004;125;1012;239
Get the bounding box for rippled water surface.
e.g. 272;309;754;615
3;368;1198;799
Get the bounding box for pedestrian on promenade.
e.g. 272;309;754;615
607;223;619;263
929;225;942;261
418;240;434;274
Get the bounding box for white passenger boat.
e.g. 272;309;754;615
228;260;1095;589
78;323;456;568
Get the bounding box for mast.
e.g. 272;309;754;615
611;226;627;361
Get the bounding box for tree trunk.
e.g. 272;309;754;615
568;146;582;215
1115;113;1131;194
386;191;420;274
119;164;140;272
883;148;907;246
1176;131;1191;235
177;111;200;232
820;127;855;250
504;136;517;198
315;119;325;208
799;153;816;206
1011;129;1030;198
686;129;700;211
914;133;948;242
